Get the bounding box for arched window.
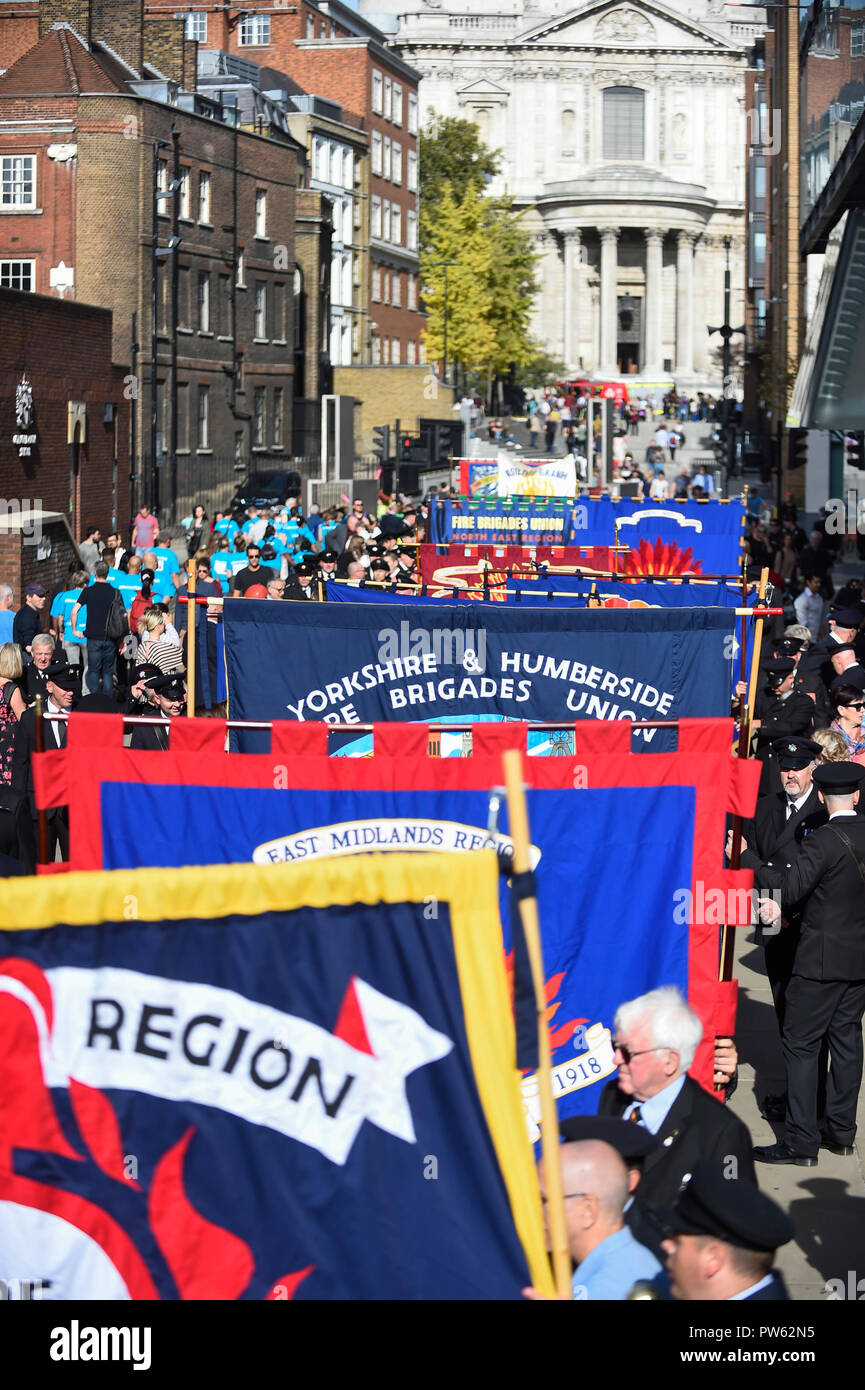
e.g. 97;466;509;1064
603;87;645;161
561;108;576;151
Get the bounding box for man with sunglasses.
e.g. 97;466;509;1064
231;545;275;598
532;1140;662;1300
597;986;756;1211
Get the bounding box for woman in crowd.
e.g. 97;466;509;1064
828;682;865;764
137;608;183;675
0;643;26;785
185;504;208;559
129;568;157;635
812;726;850;763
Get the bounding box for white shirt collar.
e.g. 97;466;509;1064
729;1273;776;1301
787;787;812;814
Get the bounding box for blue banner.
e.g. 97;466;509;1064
0;855;549;1299
92;784;694;1130
430;497;745;574
327;578;744;609
224;599;735;752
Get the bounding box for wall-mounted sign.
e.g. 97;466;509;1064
13;374;36;457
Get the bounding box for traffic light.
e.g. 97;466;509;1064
400;435;429;463
847;430;865;469
433;423;451;463
788;428;808;469
371;424;390;465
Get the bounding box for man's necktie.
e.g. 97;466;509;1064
629;1106;642;1125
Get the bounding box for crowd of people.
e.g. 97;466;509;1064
4;471;865;1305
0;492;427;871
521;387;724;472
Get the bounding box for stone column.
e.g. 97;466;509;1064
599;226;619;377
644;229;664;376
676;229;696;378
563;228;582;372
532;230;557;356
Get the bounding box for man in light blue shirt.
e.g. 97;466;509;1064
0;583;15;645
531;1140;662;1300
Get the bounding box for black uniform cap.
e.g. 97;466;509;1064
145;671;186;699
44;661;80;690
829;606;865;628
130;661;162;686
812;761;865;795
658;1160;793;1251
829;642;859;656
765;657;796;683
294;562;316;578
771;735;821;769
774;637;803;657
318;550;339;565
559;1114;660;1163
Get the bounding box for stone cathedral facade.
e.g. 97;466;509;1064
361;0;761;387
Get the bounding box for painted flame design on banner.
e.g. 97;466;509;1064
0;958;314;1300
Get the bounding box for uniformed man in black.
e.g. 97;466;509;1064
11;660;80;866
827;641;865;690
750;762;865;1165
129;672;185;750
661;1161;792;1301
799;603;864;691
315;549;339;598
751;658;815;794
125;660;162;719
284;560;319;601
734;736;827;1120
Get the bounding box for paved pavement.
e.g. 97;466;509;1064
729;924;865;1301
498;412;724;481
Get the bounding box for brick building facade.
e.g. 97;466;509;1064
0;3;304;524
0;287;128;551
167;0;424;367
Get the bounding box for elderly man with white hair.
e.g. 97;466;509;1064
597;986;756;1210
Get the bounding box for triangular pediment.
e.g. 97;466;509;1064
516;0;738;50
456;77;511;98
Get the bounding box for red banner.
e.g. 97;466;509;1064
417;543;619;595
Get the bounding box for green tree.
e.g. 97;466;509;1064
419;114;539;395
421;183;496;370
419;114;500;242
484;197;539;375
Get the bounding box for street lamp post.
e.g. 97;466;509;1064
708;235;746;485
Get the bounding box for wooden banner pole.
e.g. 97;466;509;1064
502;747;572;1301
719;563;769;989
186;558;197;720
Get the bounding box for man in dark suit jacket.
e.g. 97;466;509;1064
739;736;827;1025
129;672;185;750
752;660;815;795
751;761;865;1165
11;661;80;868
736;736;828;1122
661;1161;792;1301
597;986;756;1214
